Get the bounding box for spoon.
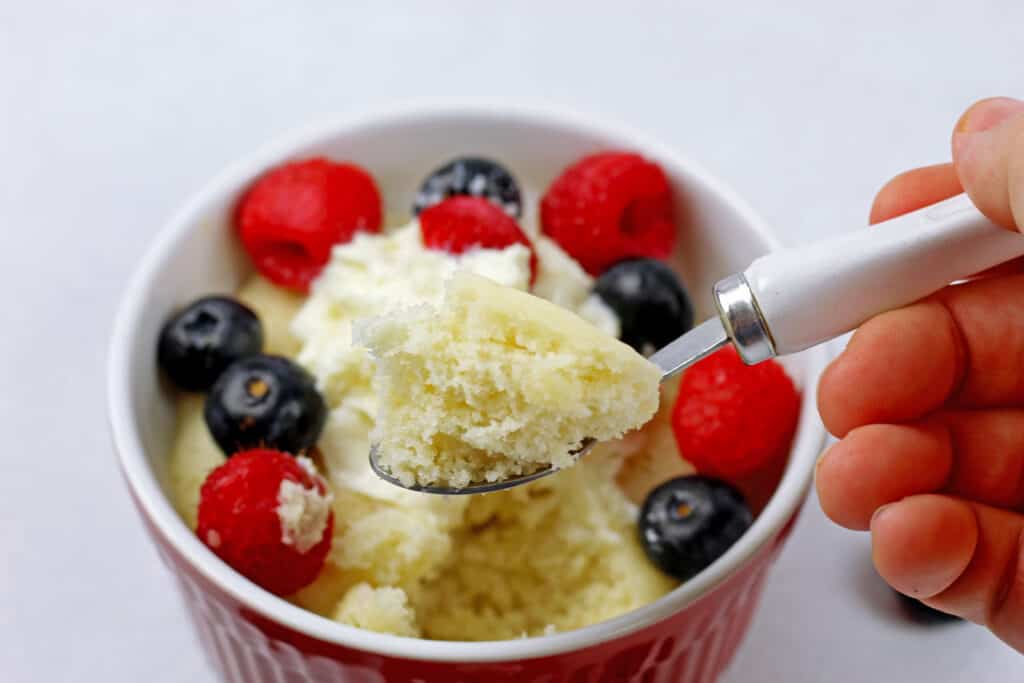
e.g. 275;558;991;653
370;193;1024;494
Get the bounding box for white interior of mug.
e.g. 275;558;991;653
108;100;829;662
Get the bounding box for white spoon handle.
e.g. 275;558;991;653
744;193;1024;355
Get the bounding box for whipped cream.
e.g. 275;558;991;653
533;235;619;337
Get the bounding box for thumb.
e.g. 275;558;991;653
952;97;1024;231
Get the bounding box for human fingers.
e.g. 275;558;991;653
818;273;1024;437
871;494;1024;652
868;163;1024;278
817;410;1024;530
868;163;962;225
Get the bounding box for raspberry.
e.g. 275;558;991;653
540;152;676;275
671;347;799;479
235;158;382;293
196;449;334;596
419;196;537;283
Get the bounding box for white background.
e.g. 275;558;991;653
2;1;1022;680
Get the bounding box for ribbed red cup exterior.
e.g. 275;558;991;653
136;490;800;683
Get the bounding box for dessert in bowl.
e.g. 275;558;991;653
108;101;829;682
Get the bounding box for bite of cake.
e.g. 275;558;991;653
356;271;663;489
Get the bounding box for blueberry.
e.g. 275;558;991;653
204;354;327;457
412;157;522;217
895;591;963;625
158;296;264;392
639;475;753;581
594;259;694;355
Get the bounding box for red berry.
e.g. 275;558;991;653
540;152;676;275
671;347;799;479
235;158;382;293
197;449;334;596
419;196;537;283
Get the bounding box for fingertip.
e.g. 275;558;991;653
951;97;1024;231
954;97;1024;135
811;305;954;438
816;303;961;437
871;494;978;599
815;436;864;529
816;355;849;438
817;331;882;438
816;423;951;531
869;164;962;225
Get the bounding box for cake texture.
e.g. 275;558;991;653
412;454;678;640
356;271;662;489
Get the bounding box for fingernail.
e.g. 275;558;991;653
955;97;1024;134
870;502;894;528
953;98;1024;162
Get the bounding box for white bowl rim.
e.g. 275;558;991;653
107;97;829;663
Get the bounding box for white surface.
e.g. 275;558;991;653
1;1;1021;680
746;193;1024;354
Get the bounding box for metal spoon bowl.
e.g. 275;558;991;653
368;440;595;495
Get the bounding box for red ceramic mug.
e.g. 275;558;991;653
108;101;830;682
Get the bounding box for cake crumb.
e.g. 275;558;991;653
334;583;421;638
276;479;333;553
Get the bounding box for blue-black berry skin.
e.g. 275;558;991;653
412;157;522;218
593;259;694;355
204;354;326;457
158;296;263;392
639;475;753;581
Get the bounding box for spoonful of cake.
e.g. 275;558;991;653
358;270;664;494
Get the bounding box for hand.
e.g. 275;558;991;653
815;96;1024;653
